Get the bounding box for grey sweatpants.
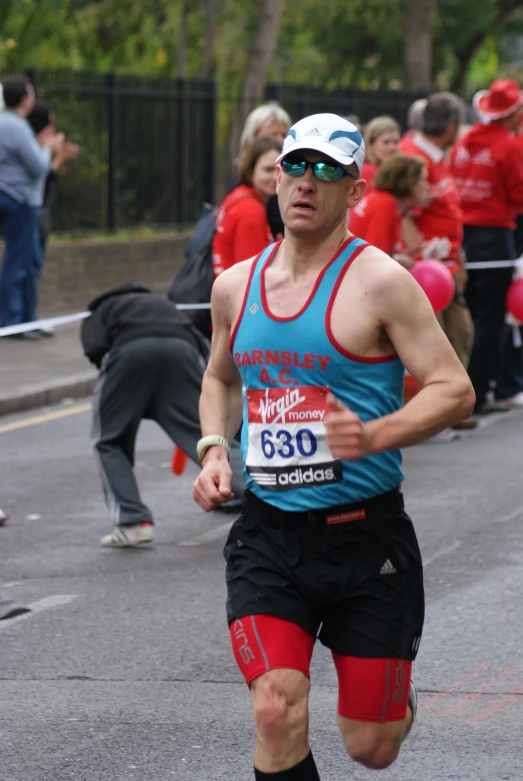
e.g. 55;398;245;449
91;336;245;526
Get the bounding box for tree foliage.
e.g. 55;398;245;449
1;0;523;93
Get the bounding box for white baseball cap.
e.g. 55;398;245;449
276;113;365;174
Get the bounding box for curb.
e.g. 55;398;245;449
0;371;97;418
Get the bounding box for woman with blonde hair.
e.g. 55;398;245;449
239;101;291;153
361;115;401;193
228;102;291;239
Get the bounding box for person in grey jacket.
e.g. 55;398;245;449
0;76;63;334
81;284;246;548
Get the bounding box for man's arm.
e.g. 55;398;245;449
502;140;523;211
13;122;53;179
193;261;251;510
401;215;424;253
80;304;110;368
325;255;475;459
367;262;475;450
199;267;248;442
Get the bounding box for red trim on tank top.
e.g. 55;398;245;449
261;236;357;322
325;244;399;363
229;244;280;352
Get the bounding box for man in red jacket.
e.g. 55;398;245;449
450;80;523;414
400;93;476;428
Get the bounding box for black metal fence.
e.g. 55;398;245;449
265;84;426;129
0;68;216;233
1;68;425;233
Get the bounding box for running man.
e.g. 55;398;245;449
193;113;475;780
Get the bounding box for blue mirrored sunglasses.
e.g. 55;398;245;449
281;158;357;182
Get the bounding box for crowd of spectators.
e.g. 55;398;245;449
2;75;523;417
214;81;523;425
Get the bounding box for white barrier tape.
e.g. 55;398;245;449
3;259;523;336
175;303;211;310
0;311;90;337
0;303;212;338
513;325;523;348
464;260;519;270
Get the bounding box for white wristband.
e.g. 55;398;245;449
197;435;231;464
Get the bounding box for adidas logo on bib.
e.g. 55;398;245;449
380;559;397;575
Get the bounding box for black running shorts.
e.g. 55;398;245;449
224;489;424;660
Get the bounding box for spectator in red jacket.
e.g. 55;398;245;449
228;102;291;239
213;135;282;277
400;94;465;271
349;153;427;263
450;79;523;414
360;116;401;194
400;95;475;351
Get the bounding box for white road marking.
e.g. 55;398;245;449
496;508;523;523
0;594;78;628
0;403;91;434
178;521;234;547
424;540;462;567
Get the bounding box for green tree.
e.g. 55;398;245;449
3;0;523;98
435;0;523;91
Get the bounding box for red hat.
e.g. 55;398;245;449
473;79;523;120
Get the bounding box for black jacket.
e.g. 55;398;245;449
81;283;210;368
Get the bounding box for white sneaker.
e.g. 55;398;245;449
405;679;418;738
503;392;523;407
100;523;153;548
37;326;55;338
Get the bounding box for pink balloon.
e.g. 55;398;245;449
506;278;523;323
410;259;455;313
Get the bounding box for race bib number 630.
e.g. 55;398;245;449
245;385;342;491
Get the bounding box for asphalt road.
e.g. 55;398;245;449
1;400;522;781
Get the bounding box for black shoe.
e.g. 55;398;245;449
2;330;42;341
0;598;31;620
452;415;479;430
475;400;511;415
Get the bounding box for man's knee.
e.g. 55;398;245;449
340;720;403;770
251;671;309;743
346;738;400;770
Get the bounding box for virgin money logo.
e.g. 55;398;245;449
247;386;329;425
258;387;306;424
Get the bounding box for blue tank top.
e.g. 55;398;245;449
231;237;405;511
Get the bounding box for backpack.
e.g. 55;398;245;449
168;189;256;337
168;202;216;337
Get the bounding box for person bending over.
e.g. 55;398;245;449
81;283;246;548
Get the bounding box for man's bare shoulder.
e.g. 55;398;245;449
212;257;257;295
348;244;436;329
211;257;259;324
351;244;412;292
